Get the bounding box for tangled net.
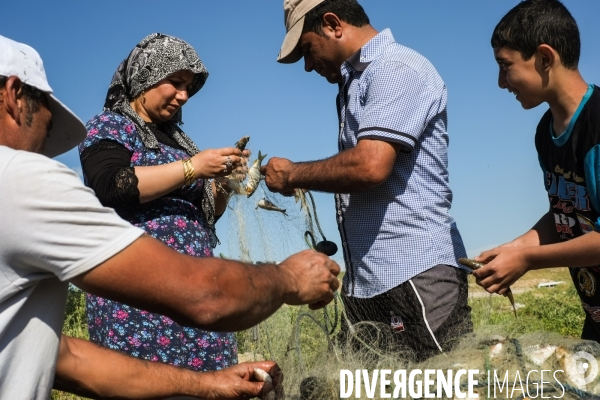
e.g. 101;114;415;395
224;181;600;400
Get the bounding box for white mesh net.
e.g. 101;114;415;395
223;175;600;399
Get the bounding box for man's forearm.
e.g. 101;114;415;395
54;335;206;399
264;139;401;193
73;237;292;331
73;237;338;332
183;258;292;331
289;156;375;192
163;249;337;331
55;335;278;399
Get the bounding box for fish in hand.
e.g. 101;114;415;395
458;258;517;318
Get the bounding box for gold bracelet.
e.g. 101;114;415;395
182;159;195;186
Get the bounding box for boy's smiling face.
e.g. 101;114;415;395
495;47;545;109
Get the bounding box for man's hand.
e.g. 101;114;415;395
472;246;531;295
55;336;283;399
261;157;294;193
278;249;341;310
201;361;283;399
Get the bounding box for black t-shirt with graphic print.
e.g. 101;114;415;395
535;85;600;340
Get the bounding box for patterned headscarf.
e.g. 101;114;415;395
104;32;208;152
104;33;219;247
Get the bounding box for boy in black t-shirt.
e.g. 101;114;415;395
473;0;600;341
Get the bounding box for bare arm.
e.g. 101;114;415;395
261;139;403;194
523;230;600;269
54;335;280;399
135;148;247;203
70;235;340;331
473;210;600;294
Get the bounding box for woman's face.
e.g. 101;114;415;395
133;69;195;123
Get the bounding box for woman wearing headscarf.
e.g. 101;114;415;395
78;33;244;371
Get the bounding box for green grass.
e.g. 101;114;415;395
62;285;88;339
51;287;89;400
469;282;585;337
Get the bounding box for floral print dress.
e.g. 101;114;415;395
79;111;237;371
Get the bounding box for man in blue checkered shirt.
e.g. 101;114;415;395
262;0;472;361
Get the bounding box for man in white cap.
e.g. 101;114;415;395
262;0;472;361
0;35;340;400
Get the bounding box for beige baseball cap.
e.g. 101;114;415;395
0;35;87;158
277;0;325;64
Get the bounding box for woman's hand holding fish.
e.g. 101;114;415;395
191;147;247;179
278;249;341;310
472;246;532;295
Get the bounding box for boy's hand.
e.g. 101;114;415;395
472;246;531;295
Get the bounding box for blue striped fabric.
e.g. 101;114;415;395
337;29;468;298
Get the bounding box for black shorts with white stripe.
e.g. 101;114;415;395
338;264;472;362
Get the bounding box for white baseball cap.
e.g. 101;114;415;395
0;35;86;157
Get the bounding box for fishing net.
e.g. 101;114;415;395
223;178;600;400
223;181;331;263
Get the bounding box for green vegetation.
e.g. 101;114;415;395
62;285;88;340
470;281;585;338
52;286;88;400
54;271;586;399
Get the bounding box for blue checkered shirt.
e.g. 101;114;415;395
337;29;467;298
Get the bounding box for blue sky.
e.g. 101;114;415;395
4;1;600;264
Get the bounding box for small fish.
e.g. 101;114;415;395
253;368;276;400
253;368;273;384
246;151;267;198
256;199;287;216
458;257;518;318
524;344;557;366
489;342;504;359
235;136;250;151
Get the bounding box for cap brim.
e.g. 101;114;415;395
43;94;87;158
277;16;305;64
